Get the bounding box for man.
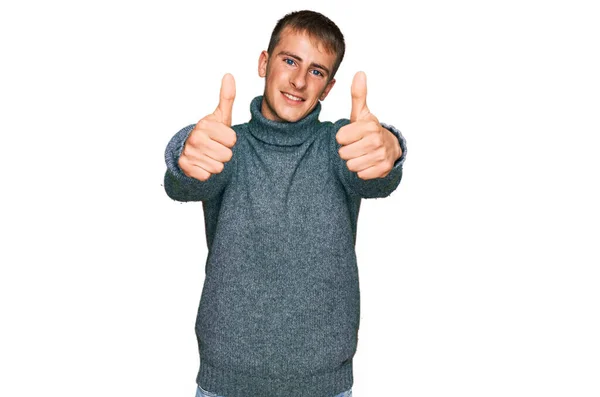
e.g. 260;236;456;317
164;10;407;397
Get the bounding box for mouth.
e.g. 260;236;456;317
281;91;305;104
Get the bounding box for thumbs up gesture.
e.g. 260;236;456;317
179;73;238;182
336;72;402;180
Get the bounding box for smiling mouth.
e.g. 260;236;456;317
282;92;305;103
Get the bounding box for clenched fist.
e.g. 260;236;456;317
179;73;237;182
336;71;402;180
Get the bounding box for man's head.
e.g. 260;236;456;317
258;10;346;122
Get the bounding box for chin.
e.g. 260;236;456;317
281;104;316;123
281;112;305;123
273;104;307;123
264;90;315;122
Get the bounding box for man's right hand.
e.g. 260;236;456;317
179;73;237;182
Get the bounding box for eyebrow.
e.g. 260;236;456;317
276;51;331;76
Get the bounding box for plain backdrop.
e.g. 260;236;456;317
1;0;599;396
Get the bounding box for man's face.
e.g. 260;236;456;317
258;27;337;123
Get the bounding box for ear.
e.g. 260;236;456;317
319;78;336;101
258;50;268;78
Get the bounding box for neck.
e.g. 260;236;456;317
247;96;322;146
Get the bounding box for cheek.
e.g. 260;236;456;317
268;72;281;88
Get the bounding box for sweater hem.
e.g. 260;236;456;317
196;359;353;397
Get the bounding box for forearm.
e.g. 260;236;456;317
163;124;233;202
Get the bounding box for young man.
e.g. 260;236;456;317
164;10;407;397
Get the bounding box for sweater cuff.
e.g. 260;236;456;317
381;122;407;168
165;124;198;183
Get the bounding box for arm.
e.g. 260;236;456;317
163;123;235;202
331;119;407;199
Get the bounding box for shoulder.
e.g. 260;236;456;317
333;118;351;131
317;119;351;134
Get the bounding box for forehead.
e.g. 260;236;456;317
274;27;336;66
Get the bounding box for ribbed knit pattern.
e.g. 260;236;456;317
164;96;407;397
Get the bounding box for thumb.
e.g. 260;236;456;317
350;71;369;122
214;73;236;126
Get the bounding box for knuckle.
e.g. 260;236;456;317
367;137;378;151
192;131;209;148
178;156;187;169
183;144;197;157
346;159;356;172
194;167;211;181
225;148;234;162
180;144;189;158
187;132;200;147
373;133;383;147
226;130;237;147
380;164;391;177
180;164;192;178
369;120;380;132
196;119;209;129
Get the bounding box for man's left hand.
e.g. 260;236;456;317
336;71;402;180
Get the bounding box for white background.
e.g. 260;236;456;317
1;0;599;396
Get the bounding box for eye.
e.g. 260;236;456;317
311;69;324;77
284;58;295;66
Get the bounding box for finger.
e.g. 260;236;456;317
357;165;386;180
215;73;236;126
183;135;233;164
204;120;237;148
350;71;369;122
183;150;224;175
193;154;226;175
338;138;371;161
344;150;383;173
187;167;212;182
179;156;214;181
201;138;234;164
335;120;375;146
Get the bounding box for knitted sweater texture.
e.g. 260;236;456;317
163;96;407;397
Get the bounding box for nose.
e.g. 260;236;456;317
290;69;307;90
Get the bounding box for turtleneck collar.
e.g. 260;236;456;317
247;95;322;146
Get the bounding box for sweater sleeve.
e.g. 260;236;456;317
163;123;235;202
331;119;407;199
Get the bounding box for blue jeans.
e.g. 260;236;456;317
196;384;352;397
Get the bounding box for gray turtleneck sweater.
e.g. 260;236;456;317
163;96;407;397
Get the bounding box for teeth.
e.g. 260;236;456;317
283;93;303;101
